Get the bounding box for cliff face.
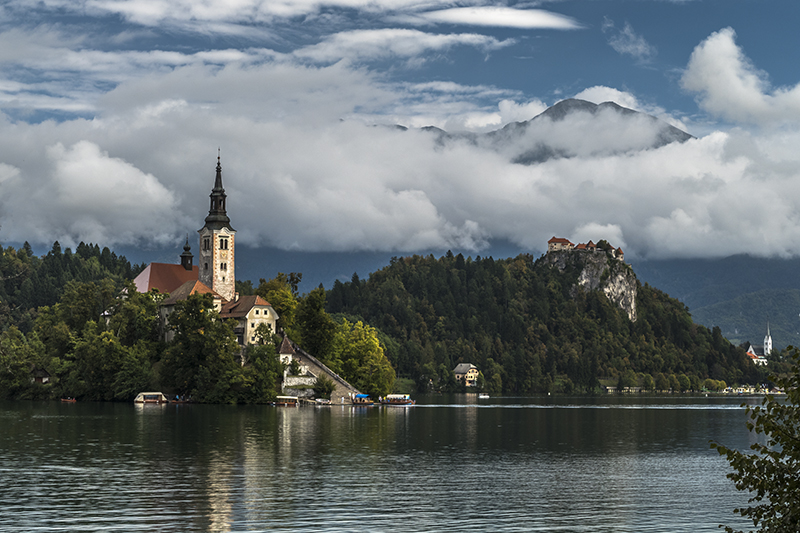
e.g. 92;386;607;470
544;250;638;322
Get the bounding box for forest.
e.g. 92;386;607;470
326;251;779;394
0;241;781;401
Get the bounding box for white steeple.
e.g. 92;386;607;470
764;322;772;358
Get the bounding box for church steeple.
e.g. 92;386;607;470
764;322;773;357
198;152;236;301
203;151;234;231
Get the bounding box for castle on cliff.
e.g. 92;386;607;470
547;236;625;261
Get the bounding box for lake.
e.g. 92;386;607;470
0;395;760;532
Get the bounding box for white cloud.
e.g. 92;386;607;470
682;27;800;125
409;7;582;30
602;18;656;63
293;29;514;64
6;0;470;26
574;86;642;110
0;139;183;247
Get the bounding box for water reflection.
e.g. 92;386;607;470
0;397;760;532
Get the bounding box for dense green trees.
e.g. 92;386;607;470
0;241;142;334
327;252;765;393
330;319;395;397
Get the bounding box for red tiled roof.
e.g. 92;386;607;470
575;243;587;250
220;295;273;319
548;236;573;244
133;263;199;294
162;280;224;306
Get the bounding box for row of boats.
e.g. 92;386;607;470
274;393;415;407
132;392;417;406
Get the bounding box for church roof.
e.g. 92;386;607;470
162;280;224;306
133;263;199;294
220;295;273;319
279;337;295;356
746;343;766;357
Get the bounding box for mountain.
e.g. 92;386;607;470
631;255;800;350
421;98;694;165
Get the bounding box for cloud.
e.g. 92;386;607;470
602;18;656;63
682;27;800;125
0;139;183;247
407;7;582;30
573;86;689;131
4;19;800;263
293;29;514;64
6;0;481;27
6;94;800;262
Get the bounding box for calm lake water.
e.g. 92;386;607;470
0;395;761;532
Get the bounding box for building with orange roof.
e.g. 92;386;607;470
547;236;574;252
220;295;278;346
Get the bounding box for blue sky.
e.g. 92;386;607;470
3;0;800;279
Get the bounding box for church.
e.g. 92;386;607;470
744;323;771;366
133;155;278;347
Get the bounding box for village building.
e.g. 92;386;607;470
453;363;480;387
133;155;277;348
744;324;772;366
547;237;574;252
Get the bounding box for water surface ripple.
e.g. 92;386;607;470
0;396;758;532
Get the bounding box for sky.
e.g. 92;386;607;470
3;0;800;285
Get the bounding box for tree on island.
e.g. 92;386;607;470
160;292;242;403
712;350;800;532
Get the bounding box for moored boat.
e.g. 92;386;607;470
133;392;170;404
379;394;415;406
273;395;299;406
352;393;374;406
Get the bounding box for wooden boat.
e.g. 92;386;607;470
133;392;170;404
273;395;298;406
60;397;77;403
379;394;415;406
352;394;374;406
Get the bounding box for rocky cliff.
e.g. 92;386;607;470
543;250;638;322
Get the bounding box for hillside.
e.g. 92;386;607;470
689;288;800;349
631;255;800;350
326;249;762;393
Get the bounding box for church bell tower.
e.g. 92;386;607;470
198;153;236;301
764;323;773;358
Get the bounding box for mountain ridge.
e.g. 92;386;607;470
416;98;694;164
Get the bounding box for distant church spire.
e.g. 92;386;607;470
764;321;773;357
